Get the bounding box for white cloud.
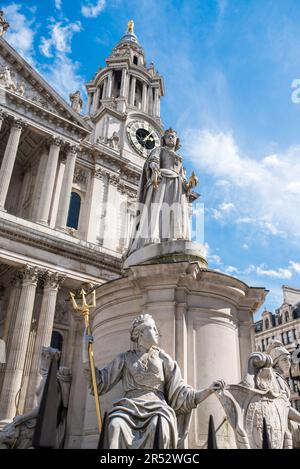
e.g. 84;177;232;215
242;243;249;250
55;0;62;9
210;201;235;221
218;0;227;17
39;18;84;100
81;0;106;18
256;266;292;280
2;4;36;64
184;128;300;239
40;20;82;58
209;254;222;265
289;261;300;274
225;265;239;274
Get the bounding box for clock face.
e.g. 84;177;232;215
126;120;160;156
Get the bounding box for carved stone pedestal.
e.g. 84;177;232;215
81;261;267;449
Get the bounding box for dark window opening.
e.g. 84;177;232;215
133;55;138;65
67;192;81;229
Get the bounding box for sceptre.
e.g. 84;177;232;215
69;288;102;433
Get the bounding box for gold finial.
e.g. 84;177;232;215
127;19;134;34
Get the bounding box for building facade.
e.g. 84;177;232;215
255;285;300;411
0;18;165;434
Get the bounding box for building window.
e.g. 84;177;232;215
281;332;286;345
285;311;289;323
266;337;269;346
278;315;282;325
133;55;138;65
67;192;81;230
265;318;269;329
262;339;265;351
51;330;63;351
293;329;297;340
287;330;293;344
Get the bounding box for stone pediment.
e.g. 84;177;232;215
92;103;127;123
0;37;89;132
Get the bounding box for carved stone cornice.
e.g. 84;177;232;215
117;181;137;199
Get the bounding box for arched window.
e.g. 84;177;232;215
67;192;81;230
285;311;289;323
133;55;138;65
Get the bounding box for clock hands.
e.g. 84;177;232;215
142;130;155;142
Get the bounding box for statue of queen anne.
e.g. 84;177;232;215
127;128;198;255
83;314;224;449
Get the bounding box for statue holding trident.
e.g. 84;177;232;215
82;313;225;449
70;288;102;433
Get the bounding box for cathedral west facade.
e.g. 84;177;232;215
0;17;164;439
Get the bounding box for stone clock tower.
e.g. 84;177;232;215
85;20;164;173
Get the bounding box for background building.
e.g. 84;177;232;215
255;285;300;411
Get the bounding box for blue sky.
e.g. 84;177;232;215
2;0;300;317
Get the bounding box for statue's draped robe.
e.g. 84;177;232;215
95;347;197;449
127;146;191;255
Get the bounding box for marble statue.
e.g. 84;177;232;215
83;314;224;449
0;11;9;37
69;90;83;113
0;347;72;449
127;128;199;256
0;66;17;91
214;341;300;449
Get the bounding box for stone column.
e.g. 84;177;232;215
129;76;136;106
86;93;92;114
106;70;113;98
55;146;77;231
154;87;160;117
148;86;153;115
0;273;22;395
0;265;38;422
0;109;6;132
35;138;62;225
142;83;148;112
24;271;65;411
120;69;127;98
0;118;25;211
102;78;107;100
92;88;100;114
85;167;106;243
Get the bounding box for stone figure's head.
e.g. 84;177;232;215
130;314;159;349
162;128;181;151
267;340;291;378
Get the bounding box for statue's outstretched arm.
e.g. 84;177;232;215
289;406;300;423
195;380;226;405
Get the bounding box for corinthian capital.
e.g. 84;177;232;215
44;271;66;290
49;136;64;147
19;264;39;284
11;117;27;130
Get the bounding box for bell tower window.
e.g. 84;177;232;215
133;55;138;65
112;70;122;98
135;79;143;109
